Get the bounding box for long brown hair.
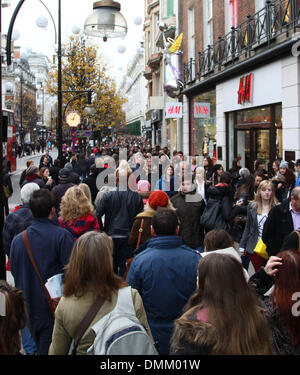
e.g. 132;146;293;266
273;250;300;347
63;231;127;300
0;281;28;355
184;254;272;354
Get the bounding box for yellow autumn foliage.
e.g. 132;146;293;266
45;36;126;133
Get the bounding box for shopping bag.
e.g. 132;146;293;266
253;238;268;260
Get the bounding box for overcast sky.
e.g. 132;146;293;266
2;0;145;85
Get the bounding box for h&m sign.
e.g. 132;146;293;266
238;73;253;105
165;102;183;118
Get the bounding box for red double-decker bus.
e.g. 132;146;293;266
2;108;17;172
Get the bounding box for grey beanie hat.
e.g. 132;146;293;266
64;162;73;170
59;168;71;183
26;165;38;175
279;161;289;169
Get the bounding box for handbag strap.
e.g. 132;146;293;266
136;218;144;249
22;231;53;309
72;296;105;354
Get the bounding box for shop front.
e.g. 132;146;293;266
218;60;284;172
226;104;282;172
190;88;217;159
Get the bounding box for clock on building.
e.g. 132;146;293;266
65;111;81;127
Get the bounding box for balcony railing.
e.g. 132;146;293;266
184;0;300;85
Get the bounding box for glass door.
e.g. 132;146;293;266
236;128;270;172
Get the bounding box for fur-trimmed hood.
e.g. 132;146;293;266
170;306;216;355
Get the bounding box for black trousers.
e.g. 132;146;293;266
112;237;134;278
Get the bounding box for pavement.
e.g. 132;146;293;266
9;148;58;211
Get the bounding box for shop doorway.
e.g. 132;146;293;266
236;128;270;172
226;104;282;173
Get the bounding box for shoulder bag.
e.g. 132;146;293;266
69;296;105;355
253;237;268;260
22;230;61;318
124;218;144;281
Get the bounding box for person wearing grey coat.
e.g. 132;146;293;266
239;202;262;271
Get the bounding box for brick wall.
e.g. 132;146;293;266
237;0;255;25
181;0;203;65
212;0;225;44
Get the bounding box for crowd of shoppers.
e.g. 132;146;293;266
1;136;300;356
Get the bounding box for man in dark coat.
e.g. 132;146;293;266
127;208;201;355
95;168;143;277
64;162;81;185
262;187;300;256
171;176;205;250
10;189;74;355
82;164;99;204
51;168;75;214
49;159;61;186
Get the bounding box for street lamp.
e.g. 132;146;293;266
84;0;127;41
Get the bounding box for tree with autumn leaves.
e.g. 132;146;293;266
45;36;126;141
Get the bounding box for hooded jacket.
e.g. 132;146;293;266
170;306;214;355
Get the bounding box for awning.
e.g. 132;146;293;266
126;120;141;135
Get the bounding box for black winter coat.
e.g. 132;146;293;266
262;199;294;257
83;173;99;203
171;190;206;249
206;184;234;223
95;188;144;237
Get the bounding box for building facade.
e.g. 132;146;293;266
27;52;53;139
119;44;148;138
181;0;300;169
144;0;183;153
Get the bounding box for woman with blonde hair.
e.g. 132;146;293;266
170;253;272;355
194;166;209;204
49;231;153;355
239;179;278;273
58;186;100;240
79;183;92;204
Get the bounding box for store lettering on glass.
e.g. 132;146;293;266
238;74;253;104
165;102;183;118
194;102;211;119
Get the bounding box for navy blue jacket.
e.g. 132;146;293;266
127;236;201;355
10;218;74;324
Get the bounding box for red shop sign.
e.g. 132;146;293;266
238;73;253;104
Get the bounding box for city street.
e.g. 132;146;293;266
8;148;58;211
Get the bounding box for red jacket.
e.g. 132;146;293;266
58;214;101;240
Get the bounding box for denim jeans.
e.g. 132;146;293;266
21;326;37;355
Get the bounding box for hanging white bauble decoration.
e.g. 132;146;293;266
36;15;48;29
72;25;81;35
133;16;142;26
118;66;123;71
5;82;13;92
117;44;126;54
11;28;20;41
